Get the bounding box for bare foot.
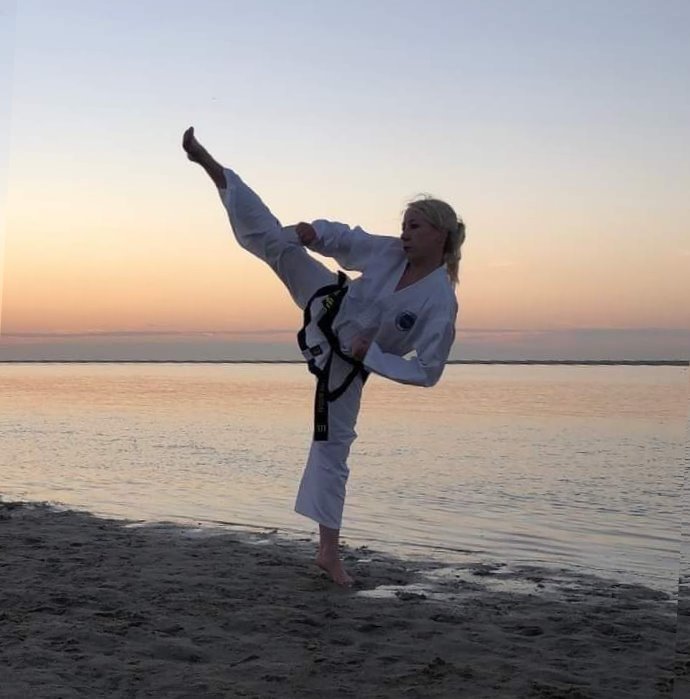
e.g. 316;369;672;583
316;553;354;587
182;126;203;163
182;126;226;189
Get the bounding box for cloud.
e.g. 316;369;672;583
452;327;689;361
1;328;296;339
1;326;687;362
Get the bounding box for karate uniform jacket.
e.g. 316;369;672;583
306;220;458;388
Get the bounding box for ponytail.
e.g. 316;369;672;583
443;219;466;285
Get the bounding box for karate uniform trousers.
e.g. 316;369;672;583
218;168;362;530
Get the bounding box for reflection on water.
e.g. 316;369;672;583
0;363;686;594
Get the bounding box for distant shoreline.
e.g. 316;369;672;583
0;360;687;366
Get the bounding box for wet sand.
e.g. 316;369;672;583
0;501;678;698
674;572;690;698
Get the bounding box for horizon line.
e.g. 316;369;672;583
2;326;690;339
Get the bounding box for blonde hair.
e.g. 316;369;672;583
405;196;466;285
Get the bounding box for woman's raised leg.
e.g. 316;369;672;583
183;127;335;309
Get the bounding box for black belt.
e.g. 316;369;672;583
297;271;369;441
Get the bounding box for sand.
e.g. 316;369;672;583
0;501;680;698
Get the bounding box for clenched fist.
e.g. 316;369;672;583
295;222;317;246
351;335;372;362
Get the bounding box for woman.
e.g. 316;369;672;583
182;127;465;586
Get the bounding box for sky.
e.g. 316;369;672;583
0;0;688;361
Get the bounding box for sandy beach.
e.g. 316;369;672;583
0;501;679;698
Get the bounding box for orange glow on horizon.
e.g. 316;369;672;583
3;160;688;337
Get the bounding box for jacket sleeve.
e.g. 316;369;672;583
363;317;456;387
308;219;398;271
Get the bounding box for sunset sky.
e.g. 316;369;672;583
1;0;688;360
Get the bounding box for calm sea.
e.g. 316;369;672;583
1;363;686;594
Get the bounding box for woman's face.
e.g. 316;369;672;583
401;208;445;263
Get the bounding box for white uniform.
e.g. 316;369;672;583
218;168;458;530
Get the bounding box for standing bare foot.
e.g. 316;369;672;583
182;126;226;189
316;552;354;587
316;524;353;587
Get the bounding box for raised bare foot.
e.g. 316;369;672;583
182;126;226;189
316;553;354;587
182;126;203;163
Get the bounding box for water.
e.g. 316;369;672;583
1;363;686;594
